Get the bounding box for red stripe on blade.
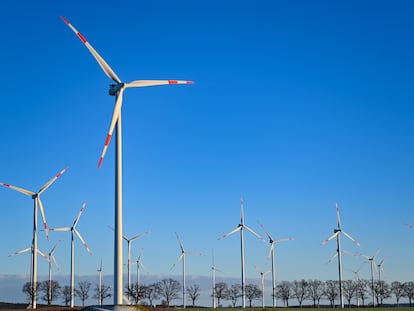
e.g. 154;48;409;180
168;80;178;84
77;32;87;43
105;134;112;146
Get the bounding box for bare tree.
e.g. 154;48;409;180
307;279;324;308
356;279;369;306
404;282;414;307
245;283;262;307
156;278;181;307
292;279;308;308
277;281;292;307
373;280;391;306
38;280;61;305
144;283;160;306
94;283;111;305
342;280;356;308
22;282;39;304
226;284;242;307
187;284;201;307
391;281;405;307
324;280;339;308
125;283;145;304
214;282;228;307
62;285;71;306
75;281;91;306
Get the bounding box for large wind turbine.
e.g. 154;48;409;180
1;167;68;308
61;16;193;305
361;248;381;307
49;201;92;307
171;232;204;308
219;196;263;308
321;203;361;309
259;222;295;308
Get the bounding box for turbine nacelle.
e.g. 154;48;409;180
109;83;125;96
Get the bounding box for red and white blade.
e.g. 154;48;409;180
126;80;194;88
98;88;124;168
60;16;121;84
38;167;69;195
0;182;34;197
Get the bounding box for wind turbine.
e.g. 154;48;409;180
219;196;264;308
361;248;382;307
97;261;104;305
133;249;149;305
46;240;61;304
49;201;92;307
61;16;194;305
321;203;361;309
109;226;150;294
1;167;68;308
211;252;222;309
259;222;295;308
171;232;204;308
258;268;271;309
347;264;363;307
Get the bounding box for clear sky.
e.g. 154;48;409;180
1;0;414;306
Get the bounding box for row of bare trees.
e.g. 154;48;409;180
275;279;414;308
22;280;111;306
22;278;414;307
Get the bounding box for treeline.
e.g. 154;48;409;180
22;278;414;308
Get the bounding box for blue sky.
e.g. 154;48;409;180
1;0;414;305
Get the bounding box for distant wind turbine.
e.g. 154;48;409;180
97;261;103;305
133;249;149;304
109;226;150;294
171;232;204;309
361;248;382;307
1;167;68;308
321;203;361;309
60;16;194;304
259;222;295;308
49;201;92;308
211;252;222;309
219;196;264;308
46;240;61;304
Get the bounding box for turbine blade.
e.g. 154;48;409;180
336;203;341;229
327;251;339;264
175;232;185;252
9;247;31;257
38;167;69;194
320;231;339;246
37;197;49;240
275;237;296;243
125;80;194;88
244;225;265;241
73;201;87;228
74;229;93;255
258;222;274;242
240;196;244;225
60;16;121;84
98;88;124;168
0;183;34;196
49;227;71;232
373;248;382;259
218;226;241;240
341;230;361;247
170;253;184;271
130;230;150;242
51;255;60;271
50;239;62;254
37;249;47;259
267;243;274;259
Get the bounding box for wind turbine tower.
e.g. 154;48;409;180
61;16;194;305
361;248;382;307
321;203;361;308
219;196;264;308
